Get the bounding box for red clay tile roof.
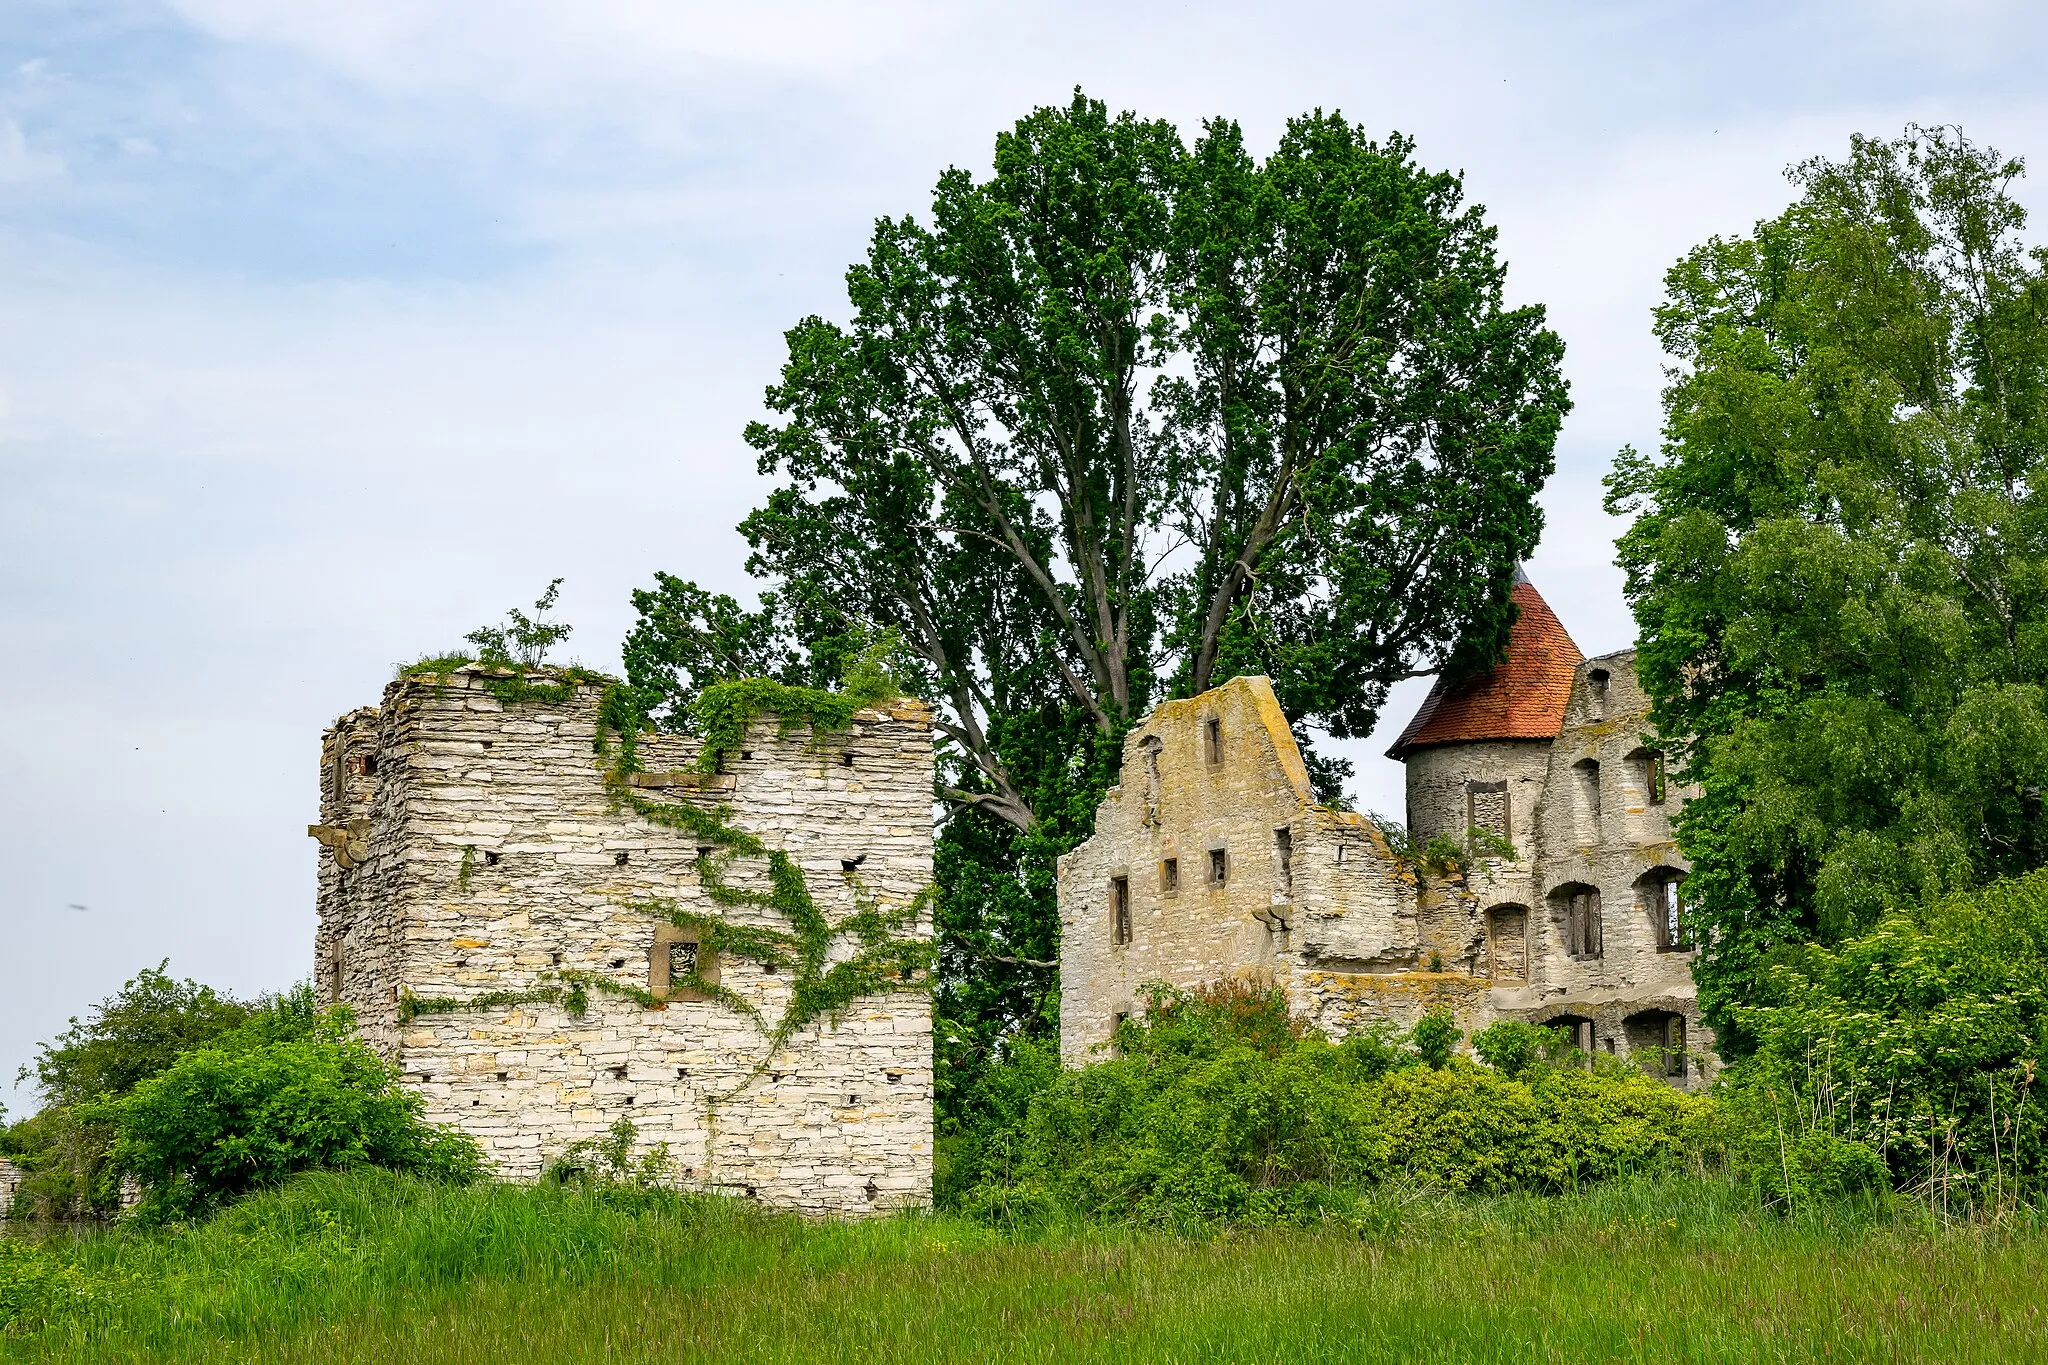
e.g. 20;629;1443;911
1386;578;1584;758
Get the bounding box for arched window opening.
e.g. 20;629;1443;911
1639;869;1689;950
1551;882;1602;960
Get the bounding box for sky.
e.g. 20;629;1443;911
5;0;2047;1110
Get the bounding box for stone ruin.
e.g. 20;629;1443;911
313;666;935;1213
1058;573;1710;1084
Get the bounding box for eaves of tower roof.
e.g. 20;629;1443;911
1386;577;1584;759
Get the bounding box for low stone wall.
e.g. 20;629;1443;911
0;1157;21;1216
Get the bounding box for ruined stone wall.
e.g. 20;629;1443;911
1467;650;1710;1079
1058;676;1421;1063
314;668;935;1214
0;1157;21;1215
1057;665;1714;1087
1403;739;1553;852
1057;678;1311;1065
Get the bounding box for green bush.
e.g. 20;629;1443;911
1722;867;2048;1207
114;1011;483;1220
956;981;1716;1225
1;964;261;1218
1470;1019;1565;1078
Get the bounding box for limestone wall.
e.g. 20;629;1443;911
1057;666;1715;1088
314;668;936;1213
1057;678;1312;1064
0;1157;21;1215
1460;650;1711;1078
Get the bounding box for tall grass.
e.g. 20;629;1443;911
5;1170;2045;1363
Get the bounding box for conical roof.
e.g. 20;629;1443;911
1386;575;1584;759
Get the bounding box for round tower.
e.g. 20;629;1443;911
1385;570;1583;850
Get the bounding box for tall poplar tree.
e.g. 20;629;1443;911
627;92;1569;1078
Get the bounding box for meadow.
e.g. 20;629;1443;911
4;1170;2043;1364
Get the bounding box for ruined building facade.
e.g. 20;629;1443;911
1058;575;1708;1083
313;666;935;1213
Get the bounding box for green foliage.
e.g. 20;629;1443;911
2;964;257;1219
465;577;573;668
632;92;1571;1110
542;1118;676;1197
1362;814;1514;880
113;1009;483;1221
1717;866;2048;1210
1471;1019;1569;1079
5;1168;2043;1361
1607;125;2048;1046
954;982;1715;1225
18;964;253;1112
0;1239;92;1334
1408;1008;1462;1069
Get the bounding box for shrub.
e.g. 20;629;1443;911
955;982;1715;1224
1;964;260;1219
114;1011;483;1220
1408;1007;1462;1069
1723;867;2048;1207
1471;1019;1565;1078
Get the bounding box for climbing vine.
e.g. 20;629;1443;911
397;653;933;1086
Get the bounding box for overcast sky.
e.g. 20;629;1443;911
5;0;2046;1110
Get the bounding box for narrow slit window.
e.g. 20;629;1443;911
1274;827;1293;897
1210;848;1228;887
1111;876;1131;945
1161;858;1179;893
1204;718;1222;766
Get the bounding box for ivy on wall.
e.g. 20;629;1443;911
395;658;933;1084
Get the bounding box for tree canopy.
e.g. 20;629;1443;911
627;90;1568;1093
1608;125;2048;1047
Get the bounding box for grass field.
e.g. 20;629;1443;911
4;1172;2045;1363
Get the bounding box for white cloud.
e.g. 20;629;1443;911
0;120;64;183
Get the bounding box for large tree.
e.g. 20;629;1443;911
628;92;1568;1076
1607;126;2048;1049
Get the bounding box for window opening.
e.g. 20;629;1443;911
1572;760;1601;844
1665;1016;1687;1077
1204;718;1222;766
1111;876;1131;945
1209;848;1228;887
1466;779;1510;843
1110;1010;1132;1054
1587;667;1610;718
1561;886;1603;959
1648;873;1690;950
1161;857;1179;893
1274;826;1293;897
1486;905;1529;984
1141;735;1163;824
653;927;717;999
